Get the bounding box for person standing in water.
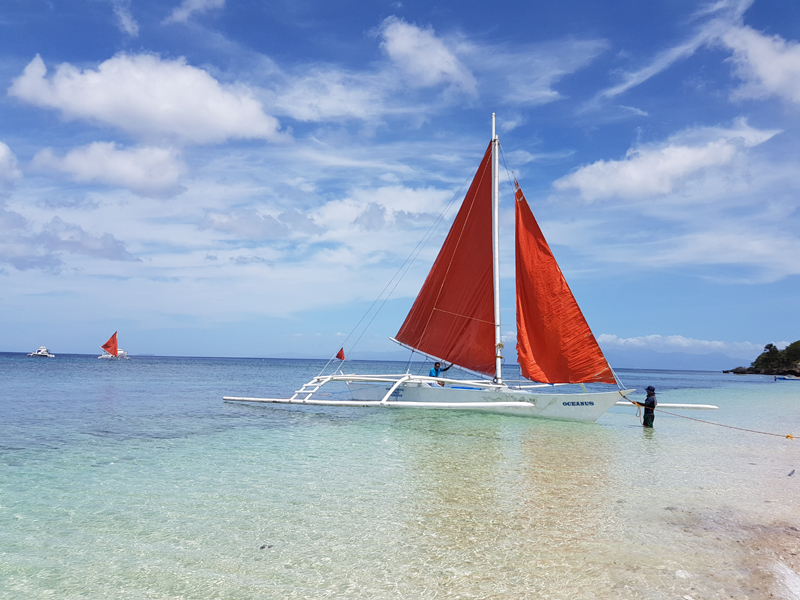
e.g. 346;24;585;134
641;385;657;428
429;362;451;386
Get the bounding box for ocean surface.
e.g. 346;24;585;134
1;353;799;599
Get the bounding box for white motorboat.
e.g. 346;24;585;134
226;116;716;420
98;332;130;359
27;346;55;358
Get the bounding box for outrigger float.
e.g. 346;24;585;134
224;373;717;420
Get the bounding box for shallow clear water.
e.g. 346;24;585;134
1;354;799;599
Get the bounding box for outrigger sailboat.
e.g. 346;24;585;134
225;116;715;421
98;331;130;359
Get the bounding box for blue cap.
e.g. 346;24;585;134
646;385;655;392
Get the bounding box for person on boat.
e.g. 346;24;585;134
429;362;451;386
640;386;657;428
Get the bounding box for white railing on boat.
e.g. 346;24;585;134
224;372;516;407
293;373;505;391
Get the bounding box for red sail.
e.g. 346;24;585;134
515;183;615;384
395;143;496;374
101;332;119;357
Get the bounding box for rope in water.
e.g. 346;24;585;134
626;400;794;439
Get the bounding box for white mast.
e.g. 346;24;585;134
492;114;503;383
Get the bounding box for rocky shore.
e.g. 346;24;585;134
725;340;800;376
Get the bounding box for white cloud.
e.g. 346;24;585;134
619;105;649;117
353;203;387;231
598;30;715;101
263;17;607;124
553;119;780;201
270;70;389;122
595;0;753;101
163;0;225;25
39;216;138;261
32;143;186;197
466;38;609;106
378;17;477;93
0;141;22;193
305;184;450;256
555;141;736;200
631;226;800;281
112;0;139;37
544;145;800;283
0;211;136;272
597;333;764;358
723;26;800;104
200;208;288;241
350;185;451;215
8;54;283;144
692;0;753;20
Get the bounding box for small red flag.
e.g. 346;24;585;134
336;348;345;360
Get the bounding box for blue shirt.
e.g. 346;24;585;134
429;367;442;377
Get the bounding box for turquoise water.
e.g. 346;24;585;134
1;354;799;599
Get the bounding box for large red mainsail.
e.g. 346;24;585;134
395;143;496;374
101;332;119;357
515;182;614;384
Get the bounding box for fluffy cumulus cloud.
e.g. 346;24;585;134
33;143;186;197
8;54;283;144
553;119;780;201
723;26;800;104
378;17;477;93
163;0;225;25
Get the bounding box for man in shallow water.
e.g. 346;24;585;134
641;385;657;428
429;362;452;386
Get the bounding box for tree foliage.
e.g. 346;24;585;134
751;341;800;371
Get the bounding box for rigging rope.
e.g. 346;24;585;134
317;166;478;377
625;399;794;439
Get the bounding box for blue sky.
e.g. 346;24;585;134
1;0;798;368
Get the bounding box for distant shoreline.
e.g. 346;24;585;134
723;366;800;376
0;352;745;373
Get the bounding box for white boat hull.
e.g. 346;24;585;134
98;349;130;359
345;381;627;421
27;347;55;357
224;373;632;422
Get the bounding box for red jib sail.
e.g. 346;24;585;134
101;332;119;357
515;182;614;384
395;143;496;374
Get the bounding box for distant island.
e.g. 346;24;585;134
724;340;800;375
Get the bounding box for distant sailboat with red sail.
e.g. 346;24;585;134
224;115;644;421
98;331;130;360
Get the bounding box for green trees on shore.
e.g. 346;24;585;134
749;340;800;373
